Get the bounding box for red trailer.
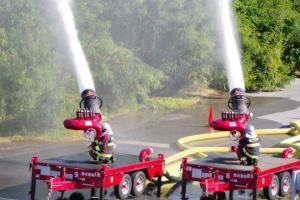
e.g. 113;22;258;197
29;151;164;200
181;153;300;200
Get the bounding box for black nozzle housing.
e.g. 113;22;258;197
230;88;248;113
80;89;102;113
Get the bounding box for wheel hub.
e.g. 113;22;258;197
271;181;278;195
122;179;130;194
136;177;144;192
283;178;290;192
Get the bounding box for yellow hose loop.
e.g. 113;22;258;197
281;135;300;145
177;131;229;149
290;121;300;132
256;128;296;135
260;148;285;154
165;148;206;165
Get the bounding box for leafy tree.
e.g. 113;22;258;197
234;0;298;90
74;0;164;110
102;0;226;95
0;0;76;133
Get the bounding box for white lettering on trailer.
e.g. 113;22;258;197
226;173;230;179
192;168;202;179
81;172;101;177
233;173;252;179
74;172;78;178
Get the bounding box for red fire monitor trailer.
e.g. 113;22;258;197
181;153;300;200
29;152;164;200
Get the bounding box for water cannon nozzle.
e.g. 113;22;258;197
80;89;103;114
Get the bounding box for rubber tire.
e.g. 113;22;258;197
263;174;279;200
131;171;146;196
213;191;226;200
69;192;84;200
278;171;291;197
114;174;132;199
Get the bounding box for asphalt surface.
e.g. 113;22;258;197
0;79;299;200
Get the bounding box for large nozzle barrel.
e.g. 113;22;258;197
229;88;249;113
80;89;102;113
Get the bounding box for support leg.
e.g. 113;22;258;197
30;174;36;200
252;189;257;200
47;188;52;200
90;188;96;198
99;187;104;200
156;176;162;198
181;178;187;200
229;190;234;200
60;191;65;200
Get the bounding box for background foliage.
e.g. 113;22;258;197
235;0;299;90
0;0;298;133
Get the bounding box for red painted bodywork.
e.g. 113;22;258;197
63;110;103;139
209;110;250;134
29;153;164;199
139;147;154;162
181;157;300;198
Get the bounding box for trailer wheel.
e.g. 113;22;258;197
263;174;279;200
213;191;226;200
278;171;291;197
131;171;146;196
114;174;132;199
69;192;84;200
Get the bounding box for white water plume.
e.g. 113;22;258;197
218;0;245;91
56;0;95;92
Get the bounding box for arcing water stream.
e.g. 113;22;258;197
56;0;95;93
218;0;245;91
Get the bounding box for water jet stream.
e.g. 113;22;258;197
218;0;245;91
56;0;95;93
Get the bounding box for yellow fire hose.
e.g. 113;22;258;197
162;120;300;185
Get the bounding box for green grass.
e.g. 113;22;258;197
293;148;300;157
0;129;82;144
148;97;200;110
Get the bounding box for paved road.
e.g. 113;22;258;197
248;78;300;125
